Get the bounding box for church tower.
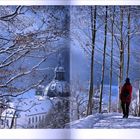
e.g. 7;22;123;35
54;66;65;81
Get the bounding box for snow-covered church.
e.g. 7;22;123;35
44;66;69;97
0;65;70;128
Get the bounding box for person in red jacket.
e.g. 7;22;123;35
120;78;132;118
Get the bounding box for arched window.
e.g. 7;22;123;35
36;116;38;122
32;117;34;123
29;118;31;124
39;116;41;122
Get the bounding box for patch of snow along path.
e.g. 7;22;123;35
67;113;140;129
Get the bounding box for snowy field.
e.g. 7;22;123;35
66;113;140;129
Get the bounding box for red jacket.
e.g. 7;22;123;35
120;83;132;104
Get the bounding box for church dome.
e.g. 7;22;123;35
44;64;69;98
55;66;65;73
44;80;69;97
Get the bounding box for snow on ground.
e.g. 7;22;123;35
66;113;140;129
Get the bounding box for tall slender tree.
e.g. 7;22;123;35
138;81;140;116
126;6;131;78
87;6;97;116
108;6;115;113
118;6;124;112
99;6;108;113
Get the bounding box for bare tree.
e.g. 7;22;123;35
70;77;88;120
108;6;115;113
38;98;70;128
0;6;70;128
86;6;97;116
99;6;108;113
0;6;69;97
117;6;124;112
126;6;131;78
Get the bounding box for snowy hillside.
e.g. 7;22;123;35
66;113;140;128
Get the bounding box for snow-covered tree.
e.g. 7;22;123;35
70;6;140;116
0;6;70;128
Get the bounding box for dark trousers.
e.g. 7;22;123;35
121;102;130;117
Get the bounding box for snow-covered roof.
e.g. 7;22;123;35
1;89;53;118
1;99;52;118
18;99;52;116
1;108;16;118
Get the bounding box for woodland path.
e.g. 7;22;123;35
68;113;140;128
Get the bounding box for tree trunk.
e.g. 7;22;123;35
108;6;115;113
99;6;108;113
126;7;131;78
77;104;80;119
10;110;17;129
138;81;140;117
86;6;97;116
118;6;124;112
